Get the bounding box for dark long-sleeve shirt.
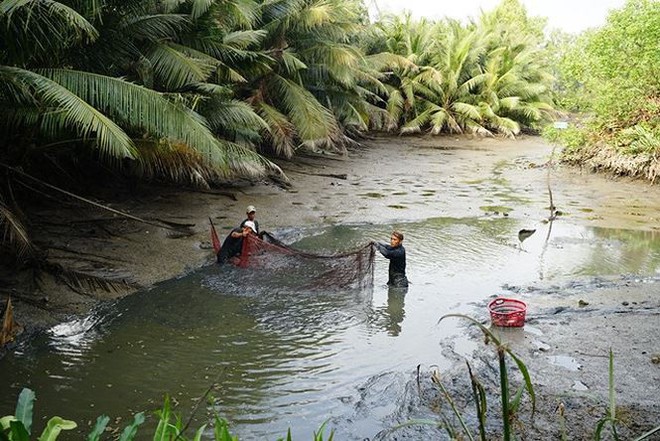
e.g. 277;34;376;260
217;227;244;264
376;243;408;287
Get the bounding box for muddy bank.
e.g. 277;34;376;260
5;135;660;331
2;134;659;438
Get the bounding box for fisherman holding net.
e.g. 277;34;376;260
373;231;409;288
210;210;391;290
217;219;258;264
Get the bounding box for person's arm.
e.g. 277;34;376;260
374;242;389;257
376;244;404;259
230;227;249;238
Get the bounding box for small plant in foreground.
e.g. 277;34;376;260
377;314;535;441
595;349;660;441
0;389;334;441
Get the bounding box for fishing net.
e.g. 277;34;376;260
210;220;375;290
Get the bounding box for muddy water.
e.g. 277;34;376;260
2;217;660;439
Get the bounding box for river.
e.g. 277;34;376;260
1;136;659;439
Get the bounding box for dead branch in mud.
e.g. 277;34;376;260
2;163;195;233
287;170;348;180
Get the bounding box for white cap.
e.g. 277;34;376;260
243;220;257;233
246;205;256;214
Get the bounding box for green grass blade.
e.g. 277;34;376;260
38;416;77;441
14;388;35;435
594;418;608;440
117;412;144;441
632;425;660;441
432;371;475;441
507;350;536;415
192;423;208;441
86;415;110;441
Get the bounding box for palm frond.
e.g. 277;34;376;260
118;14;191;41
280;50;307;76
452;101;481;120
1;0;99;42
1;66;137;159
257;102;296;157
217;0;259;29
464;119;492;137
39;259;137;294
365;52;416;72
203;99;268;142
146;42;218;90
385;87;404;129
429;108;448;134
0;200;35;261
499;96;521;111
222;29;267;49
215;63;248;83
190;0;213;19
400;107;432;134
296;1;333;31
39;68;244;170
271;74;339;143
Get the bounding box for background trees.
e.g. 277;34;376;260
547;0;660;181
0;0;559;271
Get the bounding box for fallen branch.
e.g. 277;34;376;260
287;170;348;180
1;163;194;232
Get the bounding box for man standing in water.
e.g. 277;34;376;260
373;231;409;287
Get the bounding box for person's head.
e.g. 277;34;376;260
243;220;257;235
390;231;404;247
246;205;256;221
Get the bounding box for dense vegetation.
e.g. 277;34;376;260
545;0;660;182
0;0;555;269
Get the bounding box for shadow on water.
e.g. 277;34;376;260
2;219;660;439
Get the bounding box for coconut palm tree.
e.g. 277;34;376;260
365;13;444;132
0;0;281;272
242;0;385;157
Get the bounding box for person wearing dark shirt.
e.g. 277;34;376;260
217;221;257;264
373;230;409;288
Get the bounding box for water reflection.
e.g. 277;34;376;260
384;287;407;336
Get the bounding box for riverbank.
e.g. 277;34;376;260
2;134;659;438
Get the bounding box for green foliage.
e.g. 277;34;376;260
381;314;536;441
366;0;555;137
594;349;660;441
549;0;660;174
0;388;76;441
542;125;590;152
0;388;335;441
